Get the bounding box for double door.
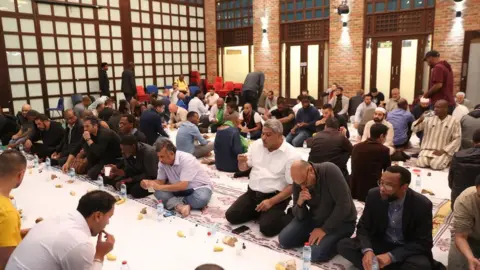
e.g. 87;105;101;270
366;36;427;104
285;42;326;104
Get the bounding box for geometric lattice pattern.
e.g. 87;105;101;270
217;28;253;46
366;8;435;37
281;19;329;42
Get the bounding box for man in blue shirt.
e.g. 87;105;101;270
286;96;320;147
176;111;213;158
139;100;169;145
387;99;415;148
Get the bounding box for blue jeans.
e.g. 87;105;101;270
286;130;311;147
154;187;212;210
278;218;355;262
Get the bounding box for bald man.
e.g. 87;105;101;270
9;105;34;148
385;88;409;112
169;104;188;128
209;98;227;133
278;161;356;262
412;100;461;170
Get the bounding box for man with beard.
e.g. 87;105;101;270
370;88;385;107
354;94;377;136
315;104;349;138
286;96;320;147
24;114;64;159
423;50;455;114
50;109;83;166
338;166;436;270
412;100;461;170
118;114;147;144
385;88;409;112
460;104;480;149
328;86;349;118
362;107;395;155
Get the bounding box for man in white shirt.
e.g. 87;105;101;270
188;91;210;131
361;107;395;155
205;88;219;109
354;94;377;136
225;119;301;237
6;190;116;270
170;82;180;106
209;98;227;133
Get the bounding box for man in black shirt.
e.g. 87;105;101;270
24;114;64;159
98;99;115;122
51;109;83;166
63;116;121;180
118;114;147;143
268;97;295;136
370;87;385;107
103;135;158;198
315;104;350;138
9;108;36;148
140;100;169;145
99;62;110;97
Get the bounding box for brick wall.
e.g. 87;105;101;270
433;0;480;93
204;0;217;83
252;0;281;96
328;0;365;97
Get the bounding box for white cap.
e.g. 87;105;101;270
375;107;387;114
420;97;430;103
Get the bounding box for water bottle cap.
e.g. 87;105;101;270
158;200;162;203
304;242;310;246
122;261;127;265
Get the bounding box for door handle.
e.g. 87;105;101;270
396;65;399;75
391;67;394;75
462;63;468;77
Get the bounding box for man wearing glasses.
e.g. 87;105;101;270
338;166;438;270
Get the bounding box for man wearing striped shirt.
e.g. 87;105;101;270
412;99;461;170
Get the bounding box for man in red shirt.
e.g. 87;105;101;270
423;50;455;114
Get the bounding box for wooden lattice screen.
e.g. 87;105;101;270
365;8;435;37
280;19;329;42
217;28;253;46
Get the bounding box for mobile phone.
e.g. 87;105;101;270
232;225;250;235
163;210;175;217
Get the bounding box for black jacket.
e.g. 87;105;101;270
30;121;64;154
99;70;110;96
356;188;433;263
348;95;363;117
139;108;169;145
99;107;115;122
448;146;480;210
121;69;136;95
0;114;19;144
56;119;84;157
73;127;121;165
121;143;158;183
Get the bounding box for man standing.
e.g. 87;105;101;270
242;72;265;111
423;50;455;113
362;107;395;155
369;88;385;107
354;94;377;136
168;103;188;129
412;99;461;170
267;97;295;137
141;140;212;217
387;99;415;149
0;150;28;269
351;124;391;202
24;114;64;159
308;118;352;181
286;96;320;147
118;114;147;143
279;161;356;262
460;104;480;149
448;176;480;269
329;86;349;117
51;109;83;166
209;98;227;133
139;100;169;145
62;117;122;180
176;112;214;158
104;135;157;198
99;62;110;97
448;129;480;209
338;166;435;270
385;88;408;112
226;120;301;237
455;92;473;111
121;61;136;101
6;191;116;269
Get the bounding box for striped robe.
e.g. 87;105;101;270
412;115;461;158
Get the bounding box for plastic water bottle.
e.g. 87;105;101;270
120;182;127;200
210;222;218;236
156;200;164;221
68;168;75;180
246;132;251;140
120;261;130;270
303;140;307;148
415;174;422;192
208;126;212;134
0;139;3;151
19;144;24;155
45;157;51;171
97;175;104;190
303;242;311;270
372;256;380;270
33;155;39;168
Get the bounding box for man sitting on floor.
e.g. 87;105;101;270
239;103;263;140
225;119;301;237
265;97;295;137
214;113;248;173
118;114;147;144
176;111;213;158
51;109;83;166
168;103;188;129
141;139;212;217
188;91;210;130
279;161;357;262
338;166;435;270
98;98;115;122
385;88;409;112
308;118;352;181
387;98;415;160
448;129;480;209
140;100;169;145
286;96;320;147
355;94;377;136
412;97;431;143
205;87;219;109
8;105;33;148
448;175;480;269
176;92;188;110
328;86;349;118
460;104;480;149
104;135;157;198
315;104;349;138
209;98;227;133
0;150;29;269
6;191;116;269
412;99;461;170
24;114;64;159
362;107;395;155
63;116;122;180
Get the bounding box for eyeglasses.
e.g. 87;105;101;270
377;180;394;191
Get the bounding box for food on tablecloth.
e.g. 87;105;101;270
222;236;238;247
427;172;432;176
177;231;185;238
137;214;143;220
140;207;147;214
55;184;63;188
66;180;74;184
18;209;23;215
28;168;32;174
115;198;126;205
421;189;435;196
50;174;58;180
9;195;14;200
106;253;117;261
70;191;76;196
213;246;224;252
275;260;296;270
35;217;43;223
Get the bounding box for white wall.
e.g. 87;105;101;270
223;45;249;83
